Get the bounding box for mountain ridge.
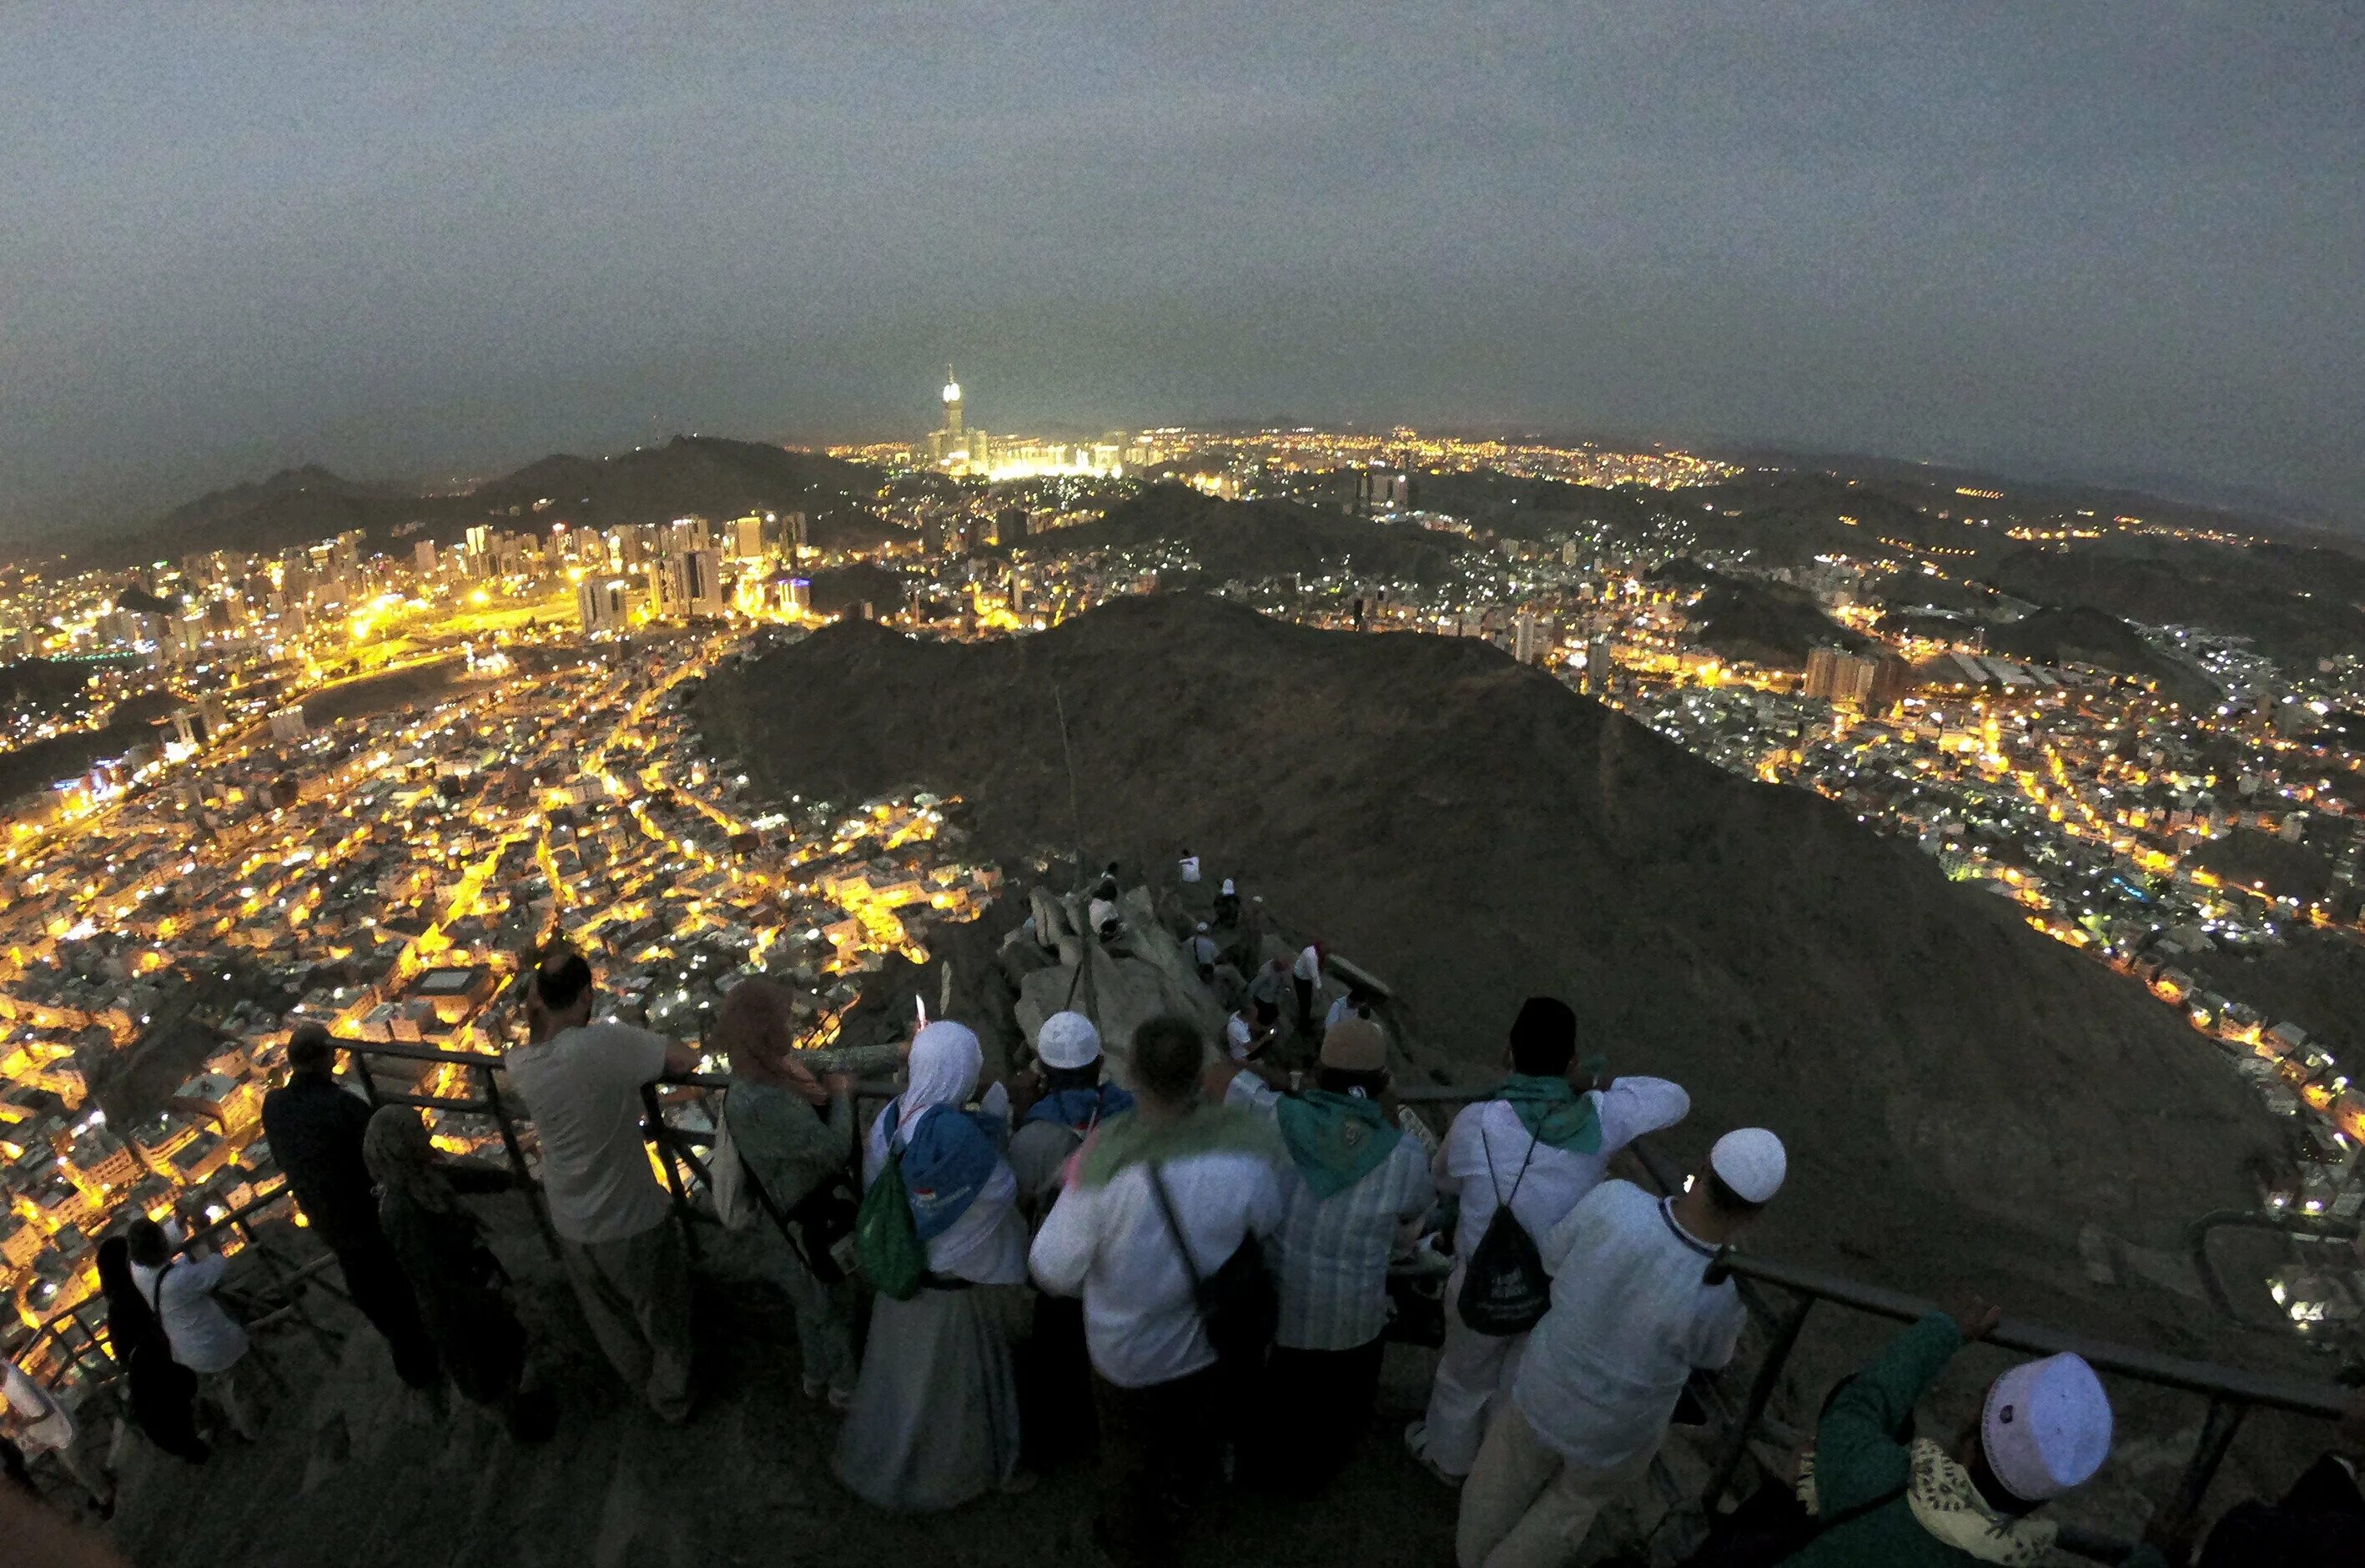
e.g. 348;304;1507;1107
694;593;2275;1338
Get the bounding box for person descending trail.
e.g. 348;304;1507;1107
1030;1015;1287;1568
1408;997;1693;1485
1457;1129;1784;1568
1245;1018;1434;1492
1008;1010;1136;1469
835;1020;1032;1512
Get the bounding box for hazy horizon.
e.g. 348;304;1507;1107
6;3;2361;538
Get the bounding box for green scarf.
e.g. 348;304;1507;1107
1076;1103;1281;1189
1274;1089;1402;1199
1497;1073;1603;1153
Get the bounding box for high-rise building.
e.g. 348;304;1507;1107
645;560;682;621
1804;646;1842;701
928;368;989;467
679;549;727;619
577;577;637;632
414;539;437;575
1512;614;1541;666
782;576;812;616
729;515;766;562
1805;646;1911;711
268;706;308;743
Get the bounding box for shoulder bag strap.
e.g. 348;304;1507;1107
1145;1163;1209;1310
732;1130;818;1274
148;1261;172;1319
1479;1110;1546;1209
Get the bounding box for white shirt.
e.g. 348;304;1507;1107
129;1255;249;1375
1179;857;1201;883
1030;1148;1287;1388
3;1364;73;1452
1222;1068;1281;1110
1439;1077;1690;1269
1292;946;1322;984
1225;1013;1255;1054
504;1021;673;1244
1193;934;1219;967
1512;1180;1745;1468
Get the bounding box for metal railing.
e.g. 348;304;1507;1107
330;1036;560;1257
2186;1205;2362;1325
1396;1079;2351;1562
23;942;2348;1561
12;1174;347;1407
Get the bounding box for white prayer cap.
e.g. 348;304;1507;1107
1035;1011;1102;1071
1709;1128;1787;1204
1195;921;1210;932
1981;1354;2111;1502
1221;879;1235;896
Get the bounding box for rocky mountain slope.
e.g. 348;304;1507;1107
697;594;2277;1334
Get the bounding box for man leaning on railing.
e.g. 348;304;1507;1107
502;945;700;1425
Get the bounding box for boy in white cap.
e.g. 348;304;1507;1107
1457;1128;1784;1568
1779;1296;2116;1567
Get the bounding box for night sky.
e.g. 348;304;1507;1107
4;3;2360;534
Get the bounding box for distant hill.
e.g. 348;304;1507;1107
1987;605;2220;707
1020;484;1467;586
88;436;893;565
1990;539;2365;669
470;436;892;550
796;561;908;617
142;465;443;560
1667;568;1869;670
2187;829;2337;904
696;594;2273;1329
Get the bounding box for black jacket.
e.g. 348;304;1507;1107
260;1075;381;1249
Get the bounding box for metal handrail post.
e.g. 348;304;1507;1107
2155;1396;2250;1547
481;1061;560;1260
1701;1290;1815;1515
642;1083;700;1264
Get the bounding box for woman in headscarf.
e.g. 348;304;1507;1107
833;1018;1030;1511
95;1234;208;1465
362;1106;551;1440
712;977;858;1409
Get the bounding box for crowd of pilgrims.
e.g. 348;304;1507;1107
11;926;2365;1568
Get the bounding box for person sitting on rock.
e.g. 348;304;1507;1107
1210;1001;1288;1108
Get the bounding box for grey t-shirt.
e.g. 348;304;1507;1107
505;1022;672;1244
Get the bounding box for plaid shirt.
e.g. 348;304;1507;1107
1271;1132;1435;1351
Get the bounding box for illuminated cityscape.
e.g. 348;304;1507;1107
0;390;2356;1370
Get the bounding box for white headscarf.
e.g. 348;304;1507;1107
897;1019;983;1138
